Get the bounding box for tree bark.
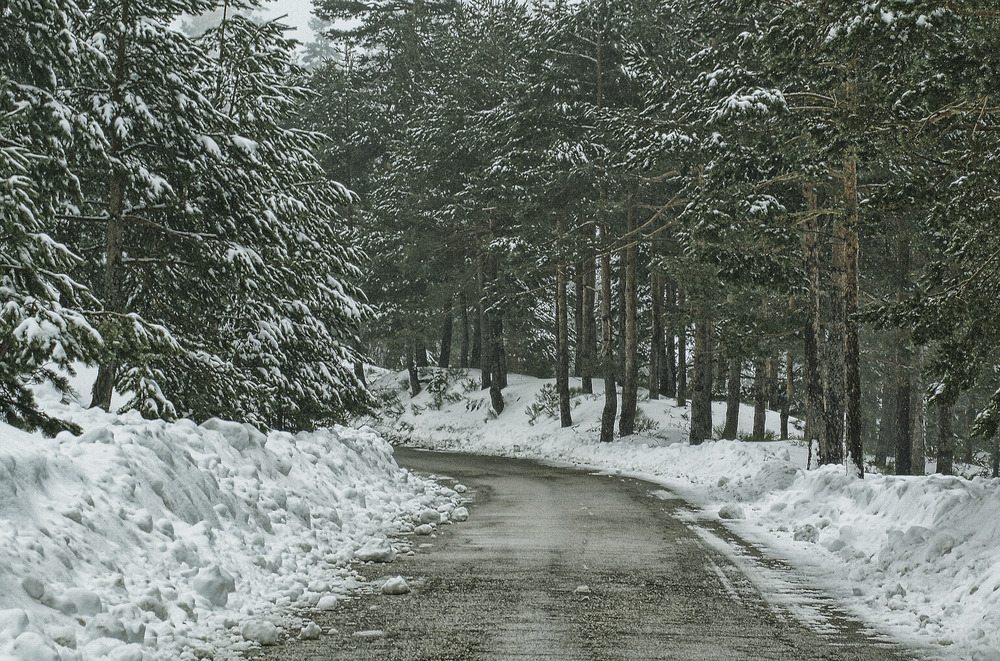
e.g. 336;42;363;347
574;265;584;378
439;298;453;368
676;288;687;406
893;226;913;475
825;210;847;467
688;319;713;444
556;220;572;428
459;291;470;368
599;226;617;443
662;279;676;398
875;367;896;469
843;141;864;477
780;353;792;440
911;345;926;475
407;347;421;397
648;271;663;400
802;183;826;461
937;402;954;475
619;198;639;436
722;355;741;439
752;356;767;440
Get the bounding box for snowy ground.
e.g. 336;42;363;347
364;367;1000;661
0;372;465;661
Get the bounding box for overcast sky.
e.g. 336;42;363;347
259;0;318;44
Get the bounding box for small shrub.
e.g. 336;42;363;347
633;407;660;434
525;384;560;425
738;429;778;442
422;368;465;410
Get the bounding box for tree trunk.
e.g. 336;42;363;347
780;353;792;440
825;210;847;467
802;183;826;460
354;360;367;388
407;348;421;397
415;343;429;368
648;271;663;400
875;367;896;469
911;345;926;475
574;265;584;377
615;260;626;387
662;279;676;398
716;348;729;401
752;356;767;441
677;288;687;406
619;199;639;436
599;226;617;443
893;227;913;475
582;240;597;394
556;220;572;428
843;141;864;477
991;435;999;479
459;291;470;368
439;298;453;368
688;319;713;444
722;355;741;439
937;402;954;475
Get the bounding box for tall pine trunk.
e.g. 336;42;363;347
937;402;954;475
688;319;713;445
439;299;453;368
780;353;792;440
599;225;617;443
723;354;741;439
574;266;584;377
619;197;639;436
407;347;421;397
556;218;572;428
875;368;896;468
825;211;847;467
459;291;469;368
676;287;687;406
648;271;663;400
911;345;926;475
581;246;597;394
752;356;767;440
802;183;826;461
662;279;676;398
843;139;864;477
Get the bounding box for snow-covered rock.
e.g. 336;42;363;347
381;576;411;595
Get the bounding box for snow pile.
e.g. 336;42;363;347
367;367;999;660
0;395;462;660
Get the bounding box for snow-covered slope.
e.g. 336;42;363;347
366;367;999;661
0;384;462;660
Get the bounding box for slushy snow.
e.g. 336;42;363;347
0;374;465;660
366;367;1000;661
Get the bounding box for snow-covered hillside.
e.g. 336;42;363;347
0;381;464;661
366;367;1000;661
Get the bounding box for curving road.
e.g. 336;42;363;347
247;449;915;661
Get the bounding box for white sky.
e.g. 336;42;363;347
259;0;318;44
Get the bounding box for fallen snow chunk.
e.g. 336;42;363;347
63;588;103;616
299;621;323;640
451;507;469;522
355;538;396;563
353;629;385;638
11;631;58;661
414;524;434;536
793;524;819;543
201;417;251;451
0;609;29;639
418;508;442;524
316;595;339;610
574;585;591;595
20;577;44;600
886;582;907;599
242;620;280;645
84;613;128;642
718;504;745;520
193;565;236;607
381;576;411;595
454;484;468;493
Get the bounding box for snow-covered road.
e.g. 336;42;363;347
247;449;915;661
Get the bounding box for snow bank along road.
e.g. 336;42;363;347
247;449;916;661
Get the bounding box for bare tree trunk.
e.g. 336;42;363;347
893;228;913;475
599;228;617;443
439;299;453;368
875;368;896;469
662;280;676;398
752;356;767;440
843;139;864;477
407;347;421;397
991;435;999;479
802;183;826;460
825;210;847;467
937;402;954;475
459;291;469;368
648;270;663;400
574;266;584;377
688;319;713;444
354;360;367;388
676;288;687;406
780;353;792;440
911;345;926;475
619;199;639;436
582;238;597;394
723;354;741;439
556;220;572;428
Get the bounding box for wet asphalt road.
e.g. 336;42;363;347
246;448;915;661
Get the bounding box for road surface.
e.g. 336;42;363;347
247;448;914;661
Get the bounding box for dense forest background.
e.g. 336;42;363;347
301;0;1000;477
4;0;1000;478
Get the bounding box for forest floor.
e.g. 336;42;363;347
358;367;1000;661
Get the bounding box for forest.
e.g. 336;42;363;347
3;0;1000;478
302;0;1000;477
